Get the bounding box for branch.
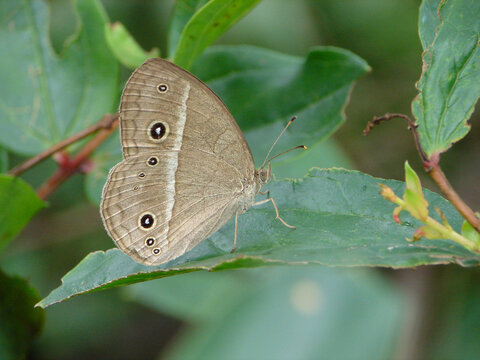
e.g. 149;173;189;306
8;113;119;177
363;113;428;162
364;112;480;234
36;116;119;200
428;161;480;233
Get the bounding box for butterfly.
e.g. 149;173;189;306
100;58;302;265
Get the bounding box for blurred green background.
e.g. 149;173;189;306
2;0;479;359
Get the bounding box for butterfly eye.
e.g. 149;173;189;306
145;237;155;247
157;84;168;93
148;121;169;141
147;156;159;166
139;213;155;230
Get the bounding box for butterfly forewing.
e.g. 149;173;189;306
101;58;256;265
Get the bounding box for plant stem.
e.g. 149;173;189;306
365;113;480;234
36;116;119;200
424;215;479;252
363;113;428;162
8;113;119;177
389;192;479;252
427;162;480;233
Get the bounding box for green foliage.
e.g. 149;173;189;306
130;267;403;360
0;0;119;156
0;175;45;253
412;0;480;156
38;168;477;308
104;22;160;69
380;162;478;250
0;270;44;360
168;0;210;58
172;0;263;69
0;149;7;173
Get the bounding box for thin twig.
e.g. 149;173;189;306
8;113;119;177
363;113;428;162
36;117;119;200
364;112;480;234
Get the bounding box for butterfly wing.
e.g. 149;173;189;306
101;58;256;265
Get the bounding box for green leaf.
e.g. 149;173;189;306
39;168;478;308
126;271;252;323
403;162;428;221
173;0;263;69
105;22;160;69
425;268;480;360
0;175;45;254
418;0;441;49
0;0;119;156
461;220;480;244
404;161;423;195
168;0;210;58
412;0;480;157
404;189;429;221
0;149;8;173
0;270;44;360
192;46;370;167
162;267;403;360
85;45;369;203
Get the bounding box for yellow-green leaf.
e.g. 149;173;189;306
105;22;160;69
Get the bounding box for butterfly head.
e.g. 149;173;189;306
257;163;272;185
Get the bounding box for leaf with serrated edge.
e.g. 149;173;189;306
412;0;480;156
40;168;477;308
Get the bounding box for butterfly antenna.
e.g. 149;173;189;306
261;116;298;169
264;145;307;165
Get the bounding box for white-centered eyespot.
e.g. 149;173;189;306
138;212;156;231
157;84;168;93
147;156;159;167
148;121;169;142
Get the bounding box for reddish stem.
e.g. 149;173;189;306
9;113;119;177
364;112;480;234
36;116;119;200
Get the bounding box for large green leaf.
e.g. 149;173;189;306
412;0;480;157
0;175;45;254
173;0;263;69
126;271;250;323
0;0;119;156
85;45;368;203
160;267;403;360
39;168;477;308
426;268;480;360
0;270;44;360
192;46;369;166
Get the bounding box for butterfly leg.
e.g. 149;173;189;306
252;198;296;229
259;190;270;196
230;212;239;254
